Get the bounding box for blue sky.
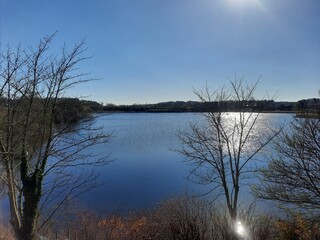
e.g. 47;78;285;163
0;0;319;104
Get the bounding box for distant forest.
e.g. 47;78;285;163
0;97;104;124
103;98;320;114
30;97;319;119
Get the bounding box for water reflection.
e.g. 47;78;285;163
79;112;293;212
0;112;294;216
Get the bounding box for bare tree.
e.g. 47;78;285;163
0;34;110;240
178;77;281;222
254;117;320;218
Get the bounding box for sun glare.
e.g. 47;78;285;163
235;221;247;237
236;221;245;235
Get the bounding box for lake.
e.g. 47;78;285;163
0;112;294;219
77;112;294;213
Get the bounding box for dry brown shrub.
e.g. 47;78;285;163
275;214;320;240
137;196;213;240
37;197;318;240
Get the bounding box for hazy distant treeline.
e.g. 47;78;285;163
103;98;320;113
3;97;318;119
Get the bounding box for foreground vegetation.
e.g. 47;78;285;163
1;196;319;240
0;35;110;240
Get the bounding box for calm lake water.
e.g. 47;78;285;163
0;112;294;219
78;112;294;212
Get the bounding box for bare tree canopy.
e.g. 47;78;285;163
178;77;281;222
0;34;111;240
254;117;320;218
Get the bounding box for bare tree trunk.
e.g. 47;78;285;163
18;180;41;239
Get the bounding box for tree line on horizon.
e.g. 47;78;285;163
4;95;316;117
103;98;320;113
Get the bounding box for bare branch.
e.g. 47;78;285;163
0;35;111;239
177;76;279;221
254;118;320;218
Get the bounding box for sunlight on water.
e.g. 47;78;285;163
79;112;292;212
222;112;284;154
0;112;294;216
